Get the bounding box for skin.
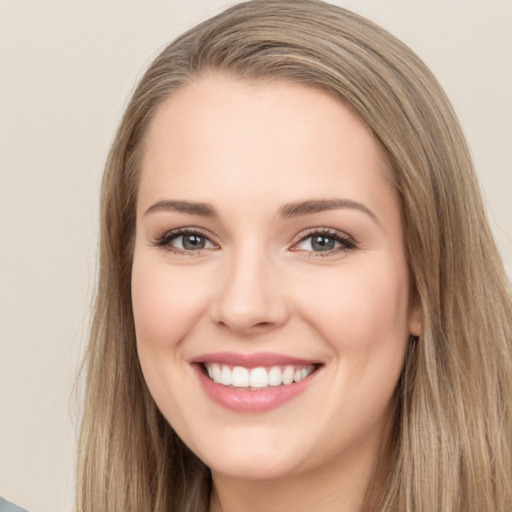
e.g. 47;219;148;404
132;74;421;512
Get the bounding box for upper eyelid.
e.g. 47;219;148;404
162;226;216;239
296;226;348;237
293;227;357;244
153;227;218;248
156;226;352;241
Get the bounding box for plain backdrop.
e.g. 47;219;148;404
0;1;511;511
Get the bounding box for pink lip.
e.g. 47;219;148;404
189;352;322;413
189;351;319;368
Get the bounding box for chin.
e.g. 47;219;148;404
191;428;306;481
207;454;298;482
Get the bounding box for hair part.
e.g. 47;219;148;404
77;1;512;511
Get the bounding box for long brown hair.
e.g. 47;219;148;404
77;1;512;510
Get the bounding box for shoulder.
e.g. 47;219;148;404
0;497;29;512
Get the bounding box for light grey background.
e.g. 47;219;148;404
1;1;510;511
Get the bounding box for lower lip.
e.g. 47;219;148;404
193;364;319;413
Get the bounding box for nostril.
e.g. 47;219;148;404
255;321;272;328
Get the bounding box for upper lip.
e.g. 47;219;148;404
189;352;321;368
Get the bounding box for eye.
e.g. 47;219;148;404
293;228;357;255
153;228;217;253
172;233;212;251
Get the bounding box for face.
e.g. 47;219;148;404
132;74;421;484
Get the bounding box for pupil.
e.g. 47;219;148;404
183;234;205;250
312;235;335;251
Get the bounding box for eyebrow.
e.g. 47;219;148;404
144;198;378;224
276;199;378;224
144;200;217;217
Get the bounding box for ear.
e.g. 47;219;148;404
408;300;422;337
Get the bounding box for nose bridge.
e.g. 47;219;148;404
211;239;288;334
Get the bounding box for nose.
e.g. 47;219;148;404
209;248;290;336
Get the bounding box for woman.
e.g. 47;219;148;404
77;1;512;511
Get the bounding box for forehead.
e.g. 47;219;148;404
138;74;395;218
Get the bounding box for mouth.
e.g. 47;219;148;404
190;352;323;412
201;362;318;390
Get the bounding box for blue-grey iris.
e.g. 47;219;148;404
183;234;206;250
312;235;335;251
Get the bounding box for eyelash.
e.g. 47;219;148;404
152;228;215;256
152;227;358;257
293;228;357;257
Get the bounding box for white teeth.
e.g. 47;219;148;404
212;364;222;383
221;365;232;386
231;366;250;387
249;367;268;388
204;363;315;389
268;366;282;386
282;366;295;385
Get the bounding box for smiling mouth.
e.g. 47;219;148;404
201;363;319;390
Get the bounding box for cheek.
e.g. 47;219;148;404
130;254;213;422
131;258;211;353
292;261;411;439
296;259;411;357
